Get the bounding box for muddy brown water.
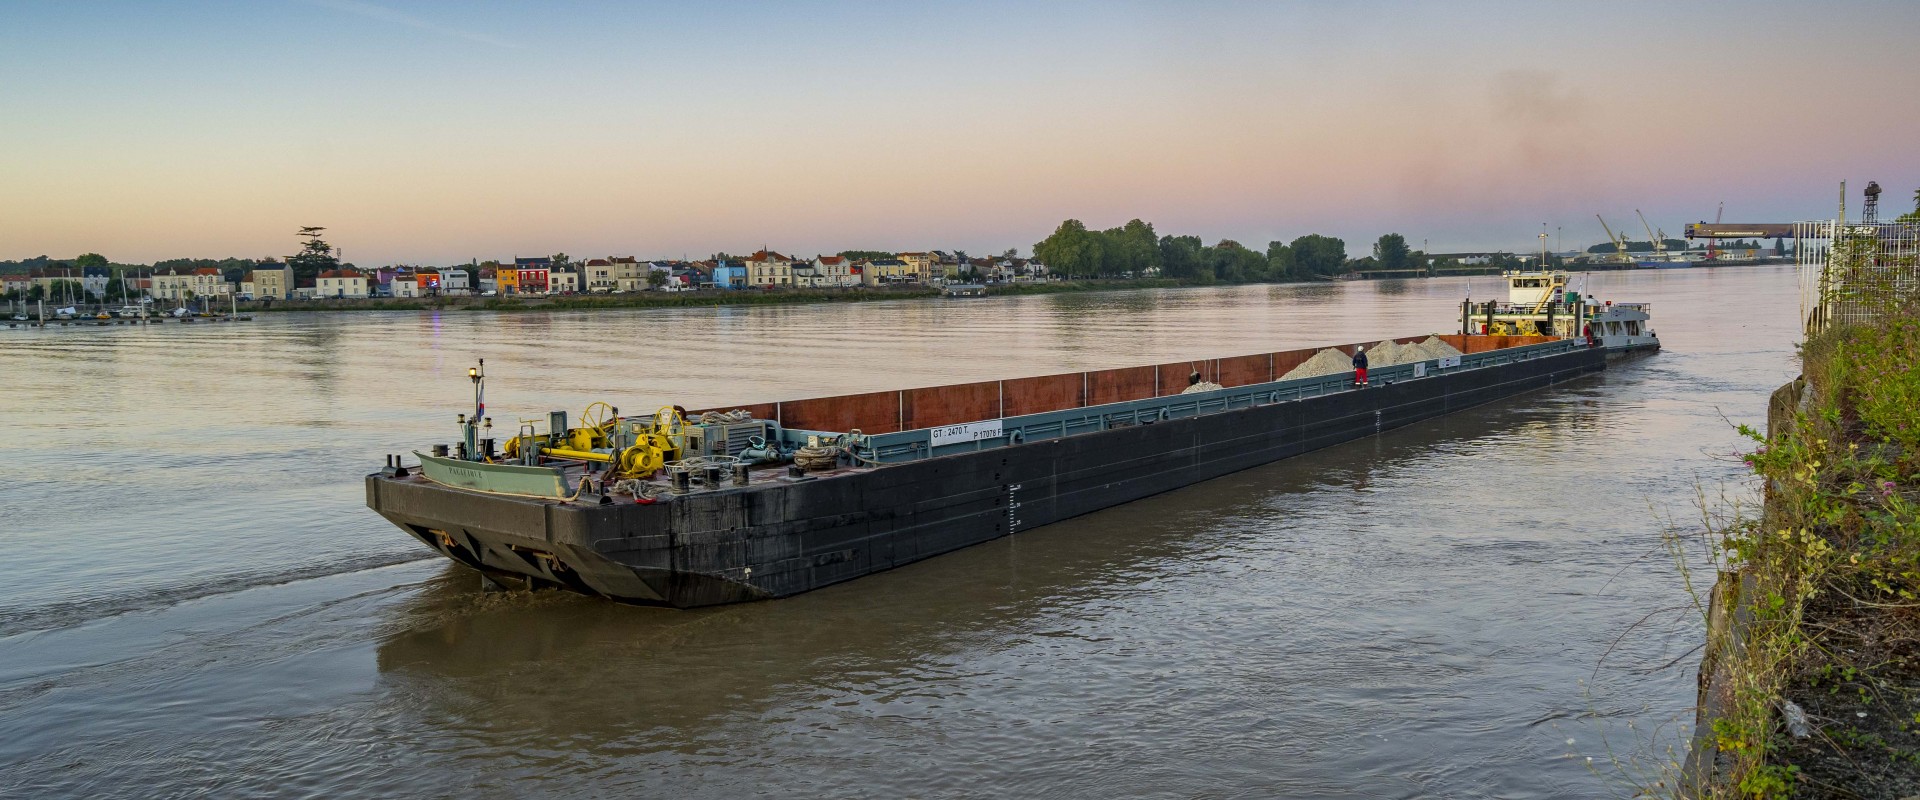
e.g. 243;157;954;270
0;268;1798;797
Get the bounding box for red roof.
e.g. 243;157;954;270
319;270;360;279
193;267;222;276
817;256;846;265
746;249;790;262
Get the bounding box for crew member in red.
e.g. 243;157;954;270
1352;345;1369;387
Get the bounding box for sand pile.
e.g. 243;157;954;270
1280;348;1356;380
1365;339;1409;366
1278;338;1465;381
1403;336;1463;362
1180;381;1224;394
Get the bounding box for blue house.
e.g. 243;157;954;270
711;259;747;289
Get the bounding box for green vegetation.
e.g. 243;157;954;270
835;250;897;261
1030;217;1422;283
287;226;341;284
1690;245;1920;797
1373;233;1412;271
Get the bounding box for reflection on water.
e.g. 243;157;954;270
0;268;1801;797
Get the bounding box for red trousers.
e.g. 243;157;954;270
1355;367;1368;384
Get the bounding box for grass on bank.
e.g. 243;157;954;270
1695;298;1920;798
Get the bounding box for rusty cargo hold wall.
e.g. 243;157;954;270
692;335;1557;435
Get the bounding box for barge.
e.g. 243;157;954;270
368;323;1638;607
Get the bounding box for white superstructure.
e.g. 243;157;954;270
1460;269;1660;355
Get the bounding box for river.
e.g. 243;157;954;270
0;266;1798;797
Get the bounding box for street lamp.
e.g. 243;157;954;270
464;360;485;459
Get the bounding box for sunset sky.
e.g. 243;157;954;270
3;0;1917;265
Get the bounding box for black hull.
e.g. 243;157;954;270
367;347;1607;607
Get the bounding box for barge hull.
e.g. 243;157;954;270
368;345;1606;607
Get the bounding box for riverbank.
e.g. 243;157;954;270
243;279;1235;313
1685;302;1920;797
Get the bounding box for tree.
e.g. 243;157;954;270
288;226;340;283
647;271;668;289
1208;240;1269;282
1033;219;1100;279
1373;234;1411;271
1266;241;1295;280
1290;234;1348;276
1774;237;1787;256
75;253;108;270
1159;235;1208;281
549;252;570;268
1109;219;1161;277
837;250;894;261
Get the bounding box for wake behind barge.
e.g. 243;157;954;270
368;328;1629;608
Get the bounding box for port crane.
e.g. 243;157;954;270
1635;210;1666;258
1595;215;1635;264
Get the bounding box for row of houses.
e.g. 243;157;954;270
2;250;1054;303
3;266;136;300
3;265;300;302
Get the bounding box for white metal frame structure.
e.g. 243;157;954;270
1796;219;1920;334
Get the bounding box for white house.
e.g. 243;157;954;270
745;250;796;286
549;267;580;294
812;256;857;287
318;270;369;299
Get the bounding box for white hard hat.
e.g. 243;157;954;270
1356;345;1364;351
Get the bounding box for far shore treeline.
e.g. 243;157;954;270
1031;218;1399;283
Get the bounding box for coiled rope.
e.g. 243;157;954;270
793;443;840;471
698;409;754;425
